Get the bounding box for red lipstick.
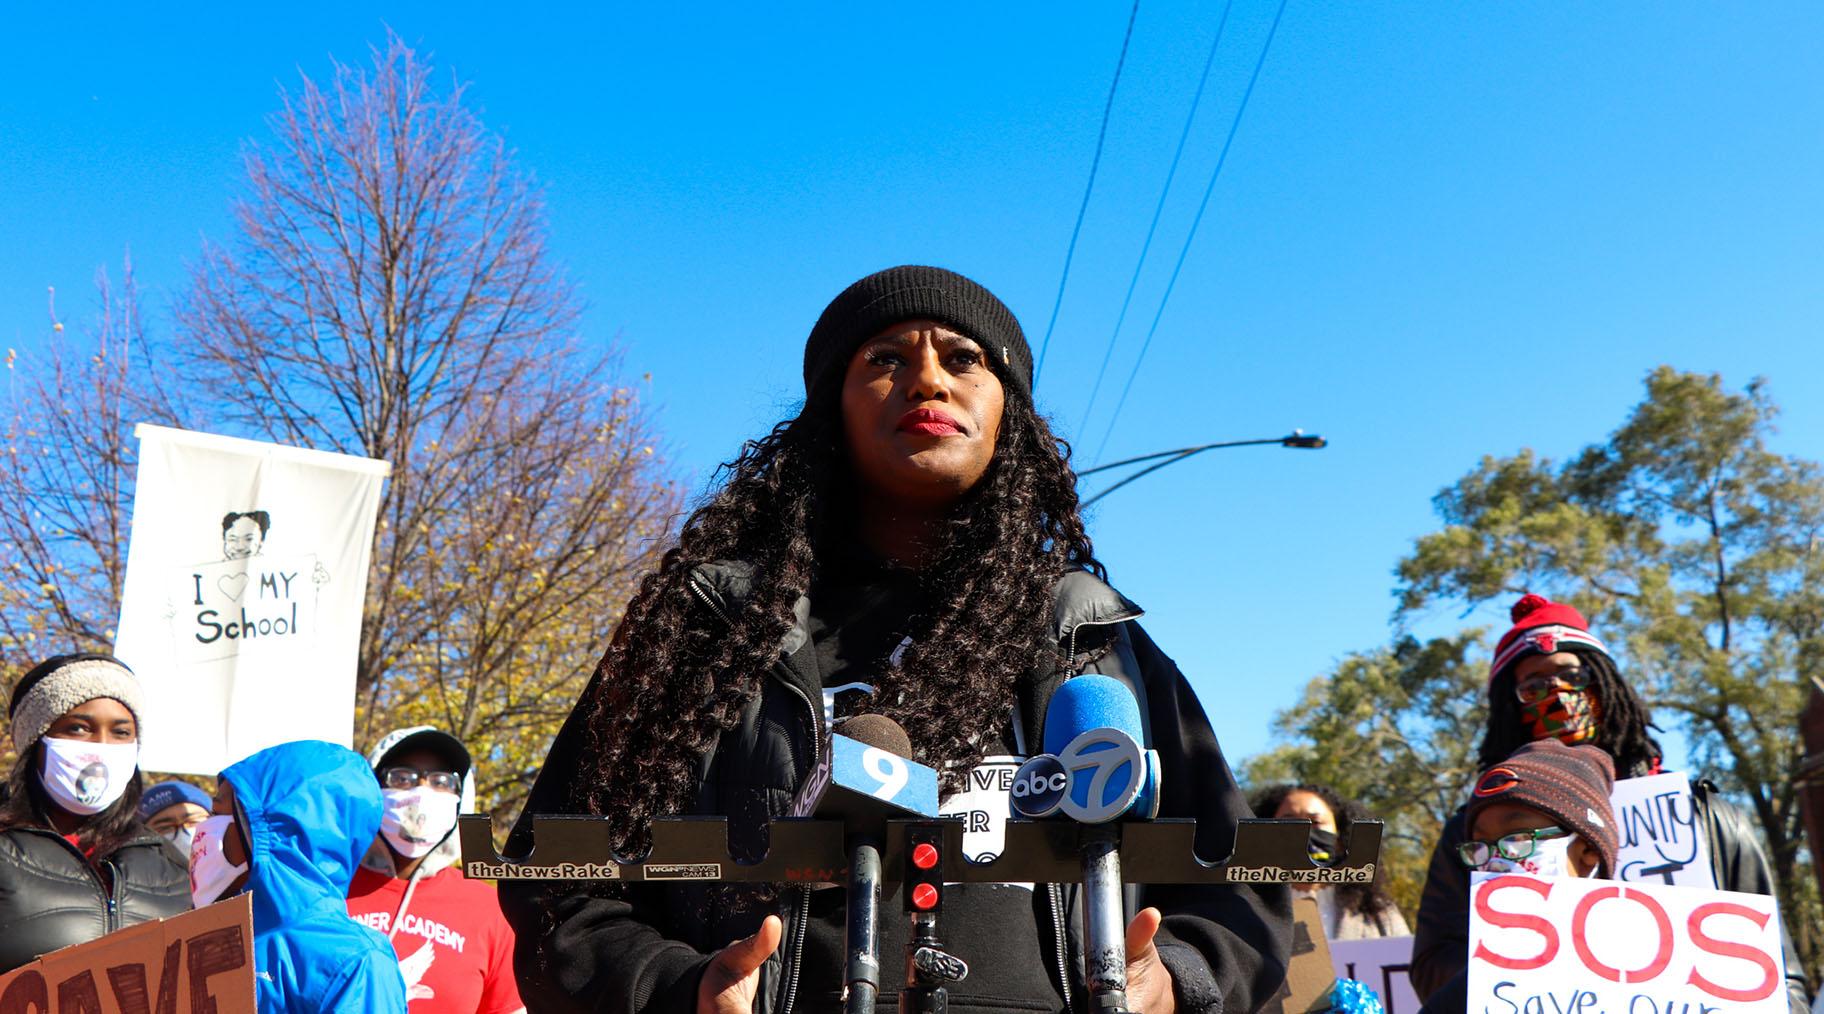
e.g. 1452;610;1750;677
897;408;962;436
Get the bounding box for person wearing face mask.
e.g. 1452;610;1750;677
138;779;212;855
1415;739;1620;1013
346;727;523;1013
192;739;407;1013
1409;594;1812;1011
0;653;190;973
1250;783;1407;941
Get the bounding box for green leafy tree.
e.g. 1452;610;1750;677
1244;633;1486;917
1393;366;1824;976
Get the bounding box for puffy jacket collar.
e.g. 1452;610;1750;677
688;560;1143;654
222;741;383;934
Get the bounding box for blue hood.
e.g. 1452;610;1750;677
223;740;405;1013
224;739;382;929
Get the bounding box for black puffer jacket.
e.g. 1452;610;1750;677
0;824;192;973
501;562;1293;1014
1410;779;1811;1013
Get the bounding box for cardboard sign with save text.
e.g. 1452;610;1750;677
0;894;254;1014
1467;872;1783;1014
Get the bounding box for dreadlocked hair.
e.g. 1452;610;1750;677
1478;644;1661;777
1249;783;1399;923
569;373;1099;853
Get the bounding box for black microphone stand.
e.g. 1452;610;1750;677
899;822;967;1014
1079;825;1132;1014
844;840;882;1014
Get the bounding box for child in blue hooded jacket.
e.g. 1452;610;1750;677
193;740;407;1013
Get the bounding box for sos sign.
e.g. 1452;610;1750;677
1466;873;1785;1013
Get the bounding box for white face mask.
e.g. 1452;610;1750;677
163;825;197;857
1478;834;1576;877
379;787;460;859
39;737;140;815
189;814;249;908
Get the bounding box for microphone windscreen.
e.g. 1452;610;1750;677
838;714;915;759
1042;675;1144;756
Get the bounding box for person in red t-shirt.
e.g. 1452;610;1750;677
346;727;524;1014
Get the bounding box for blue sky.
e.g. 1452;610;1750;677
4;2;1821;774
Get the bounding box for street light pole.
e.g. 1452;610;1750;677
1078;431;1326;507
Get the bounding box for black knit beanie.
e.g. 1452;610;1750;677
1468;739;1620;877
802;266;1032;398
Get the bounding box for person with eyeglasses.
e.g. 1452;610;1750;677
1409;594;1811;1011
138;779;213;854
1415;739;1620;1013
346;726;524;1014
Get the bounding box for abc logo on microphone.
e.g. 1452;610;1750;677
1009;755;1069;816
1009;727;1159;824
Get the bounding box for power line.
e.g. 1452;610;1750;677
1032;0;1142;389
1091;0;1291;465
1077;0;1235;442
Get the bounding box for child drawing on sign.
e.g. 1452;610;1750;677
160;509;333;663
221;511;270;560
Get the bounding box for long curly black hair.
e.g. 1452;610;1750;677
1250;782;1400;925
1478;644;1661;778
568;363;1100;849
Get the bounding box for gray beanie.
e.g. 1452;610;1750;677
8;653;145;752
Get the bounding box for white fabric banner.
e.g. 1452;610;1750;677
1610;772;1718;889
113;424;389;774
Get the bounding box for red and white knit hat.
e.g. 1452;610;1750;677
1489;593;1610;682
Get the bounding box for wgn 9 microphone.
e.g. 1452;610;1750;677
1011;675;1162;1014
787;715;938;1014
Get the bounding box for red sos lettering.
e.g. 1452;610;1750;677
1570;886;1672;983
1472;875;1559;970
1474;875;1780;1000
1686;901;1778;1002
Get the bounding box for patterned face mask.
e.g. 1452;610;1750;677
1519;687;1603;745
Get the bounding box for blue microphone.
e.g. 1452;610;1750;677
787;715;938;1014
1017;674;1161;823
1014;675;1163;1014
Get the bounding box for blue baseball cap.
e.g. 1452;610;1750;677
138;780;212;821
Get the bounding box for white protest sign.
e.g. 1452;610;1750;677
1611;772;1716;889
1330;936;1420;1013
114;425;388;774
1468;872;1785;1014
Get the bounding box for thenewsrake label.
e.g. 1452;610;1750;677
467;860;622;880
1224;864;1375;884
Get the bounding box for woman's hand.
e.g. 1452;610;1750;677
1125;907;1177;1014
697;915;781;1014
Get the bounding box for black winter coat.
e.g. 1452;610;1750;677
1409;779;1811;1013
500;563;1293;1014
0;824;192;973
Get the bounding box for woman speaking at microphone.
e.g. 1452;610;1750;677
501;266;1291;1014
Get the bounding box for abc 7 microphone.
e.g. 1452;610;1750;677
1009;676;1161;1014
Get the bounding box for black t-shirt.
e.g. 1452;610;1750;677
807;551;922;724
798;550;1066;1013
